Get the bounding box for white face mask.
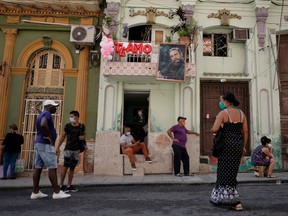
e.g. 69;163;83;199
267;144;272;148
69;117;76;123
125;132;131;136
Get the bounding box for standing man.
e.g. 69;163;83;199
31;100;71;200
56;110;85;192
167;116;199;176
159;47;185;80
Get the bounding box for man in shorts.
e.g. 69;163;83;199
56;110;85;192
31;100;71;199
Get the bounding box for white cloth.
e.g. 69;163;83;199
119;134;133;146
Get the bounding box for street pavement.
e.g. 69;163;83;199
0;183;287;216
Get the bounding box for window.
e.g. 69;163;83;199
28;50;64;87
203;33;228;57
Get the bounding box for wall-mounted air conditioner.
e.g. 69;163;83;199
70;25;95;45
230;28;249;43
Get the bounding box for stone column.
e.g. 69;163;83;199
0;29;17;139
256;7;269;47
75;46;89;174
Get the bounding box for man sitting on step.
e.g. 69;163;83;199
120;127;152;171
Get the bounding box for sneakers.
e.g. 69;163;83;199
67;185;78;192
60;185;68;193
145;157;152;163
31;191;49;200
131;163;137;171
52;190;71;199
175;173;183;177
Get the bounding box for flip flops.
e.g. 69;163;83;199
267;174;277;178
232;204;243;211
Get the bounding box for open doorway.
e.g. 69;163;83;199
123;91;150;144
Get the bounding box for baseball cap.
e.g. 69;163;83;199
177;116;186;121
43;100;59;107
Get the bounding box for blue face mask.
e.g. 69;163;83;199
69;117;76;123
219;101;226;110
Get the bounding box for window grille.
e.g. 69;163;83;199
203;33;228;57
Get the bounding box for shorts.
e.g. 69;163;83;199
34;143;57;169
64;150;80;169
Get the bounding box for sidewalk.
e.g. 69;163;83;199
0;171;287;188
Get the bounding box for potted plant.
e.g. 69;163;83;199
171;7;198;45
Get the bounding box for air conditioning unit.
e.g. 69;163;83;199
70;25;95;45
230;28;249;43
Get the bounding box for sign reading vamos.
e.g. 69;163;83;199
114;42;152;57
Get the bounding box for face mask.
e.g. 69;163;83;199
50;106;57;114
219;101;226;110
125;132;131;136
267;144;272;148
69;117;76;123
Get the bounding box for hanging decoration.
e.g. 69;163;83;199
100;27;115;60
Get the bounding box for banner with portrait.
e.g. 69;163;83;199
156;43;186;82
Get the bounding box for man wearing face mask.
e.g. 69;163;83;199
167;116;199;176
31;100;71;200
120;127;152;171
56;110;85;193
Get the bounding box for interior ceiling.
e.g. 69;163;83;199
124;91;149;105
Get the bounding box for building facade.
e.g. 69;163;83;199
1;0;288;176
0;0;104;174
95;0;288;175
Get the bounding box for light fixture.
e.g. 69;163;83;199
129;8;135;17
42;35;52;49
168;9;174;19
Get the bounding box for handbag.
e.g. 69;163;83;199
212;126;224;158
79;124;87;153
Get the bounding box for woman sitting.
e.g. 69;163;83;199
251;136;276;178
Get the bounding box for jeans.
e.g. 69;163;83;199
172;144;190;175
3;152;19;177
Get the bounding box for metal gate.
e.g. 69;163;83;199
20;99;63;170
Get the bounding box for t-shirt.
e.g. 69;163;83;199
35;110;57;144
119;134;133;146
170;124;188;148
64;123;85;151
2;132;24;153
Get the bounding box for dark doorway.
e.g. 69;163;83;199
123;91;149;143
200;81;250;156
129;25;152;42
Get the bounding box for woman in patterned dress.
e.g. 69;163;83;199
210;92;248;211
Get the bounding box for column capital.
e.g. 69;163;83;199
2;28;17;39
255;7;269;47
182;4;195;19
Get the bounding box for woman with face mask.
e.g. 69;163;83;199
1;124;24;180
210;92;248;211
251;136;276;178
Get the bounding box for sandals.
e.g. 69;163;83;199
232;204;243;211
267;174;277;178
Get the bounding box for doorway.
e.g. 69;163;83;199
200;81;250;156
123;91;149;143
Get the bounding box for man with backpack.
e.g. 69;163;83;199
56;110;86;193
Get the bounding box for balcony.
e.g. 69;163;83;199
103;41;196;78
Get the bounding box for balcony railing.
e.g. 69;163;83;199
103;41;196;77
